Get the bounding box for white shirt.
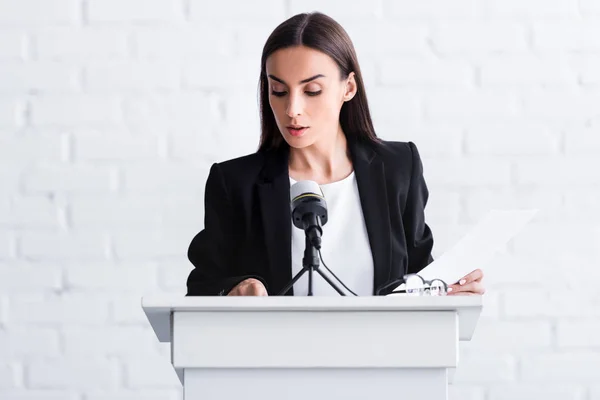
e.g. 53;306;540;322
289;171;374;296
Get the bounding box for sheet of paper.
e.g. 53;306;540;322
413;209;539;286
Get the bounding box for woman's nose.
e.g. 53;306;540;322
286;93;303;117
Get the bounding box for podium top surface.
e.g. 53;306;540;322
142;295;482;343
142;295;482;312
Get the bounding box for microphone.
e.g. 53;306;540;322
280;180;349;296
290;180;328;249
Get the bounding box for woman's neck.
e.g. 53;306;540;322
288;127;353;184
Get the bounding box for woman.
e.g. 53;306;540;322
186;12;485;297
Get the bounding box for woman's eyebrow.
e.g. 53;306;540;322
267;74;325;85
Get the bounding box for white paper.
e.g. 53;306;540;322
410;209;538;286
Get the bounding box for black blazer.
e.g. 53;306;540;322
186;137;434;296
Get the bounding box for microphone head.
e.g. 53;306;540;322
290;180;328;230
290;180;323;203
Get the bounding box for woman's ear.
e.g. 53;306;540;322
343;72;357;102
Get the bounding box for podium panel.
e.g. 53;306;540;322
173;310;458;368
142;296;482;400
184;368;447;400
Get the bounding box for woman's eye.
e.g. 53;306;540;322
270;90;322;97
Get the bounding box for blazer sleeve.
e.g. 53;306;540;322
403;141;435;275
186;163;268;296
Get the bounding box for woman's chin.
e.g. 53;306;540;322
283;133;314;149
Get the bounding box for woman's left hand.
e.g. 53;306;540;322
447;269;485;295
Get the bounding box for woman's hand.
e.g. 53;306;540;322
447;269;485;295
227;278;268;296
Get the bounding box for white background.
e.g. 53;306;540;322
1;0;600;399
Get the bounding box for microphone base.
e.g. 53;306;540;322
278;234;347;296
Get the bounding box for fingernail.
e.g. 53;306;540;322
447;287;453;292
459;279;466;285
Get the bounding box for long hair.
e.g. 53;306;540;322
257;12;379;152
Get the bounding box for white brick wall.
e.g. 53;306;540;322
0;97;25;128
424;91;520;120
0;0;80;25
62;326;161;357
33;27;130;60
0;232;15;259
486;0;579;17
386;0;480;18
22;165;115;194
0;327;61;358
565;127;600;154
522;353;600;382
0;62;81;93
533;22;600;51
131;25;235;58
523;91;600;120
345;22;428;56
190;0;286;21
87;0;185;23
0;134;67;165
30;95;123;127
0;264;63;291
0;391;81;400
557;320;600;347
84;62;181;92
124;356;180;388
380;59;474;87
582;0;600;13
0;32;27;60
27;358;121;389
452;353;517;383
488;385;586;400
8;293;111;325
1;0;599;399
84;390;181;400
480;55;575;87
431;22;528;55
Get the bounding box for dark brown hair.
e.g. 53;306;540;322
257;12;379;152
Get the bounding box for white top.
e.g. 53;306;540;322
289;171;374;296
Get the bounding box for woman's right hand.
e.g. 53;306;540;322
227;278;268;296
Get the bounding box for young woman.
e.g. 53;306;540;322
186;12;485;297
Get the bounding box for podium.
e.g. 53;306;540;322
142;295;482;400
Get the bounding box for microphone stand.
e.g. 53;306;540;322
278;229;346;296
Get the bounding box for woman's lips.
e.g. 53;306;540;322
287;127;308;137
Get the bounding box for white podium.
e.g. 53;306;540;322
142;296;482;400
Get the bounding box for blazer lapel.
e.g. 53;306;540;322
257;139;392;296
348;139;392;295
257;146;294;296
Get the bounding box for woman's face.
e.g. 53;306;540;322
265;45;356;149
